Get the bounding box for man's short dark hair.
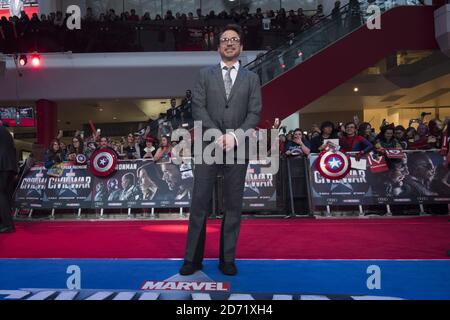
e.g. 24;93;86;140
345;122;356;129
320;121;334;131
219;24;243;44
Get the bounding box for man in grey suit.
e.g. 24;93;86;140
180;24;262;276
0;120;18;233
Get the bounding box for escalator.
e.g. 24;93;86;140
246;1;440;127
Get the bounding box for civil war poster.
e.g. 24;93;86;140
308;150;450;206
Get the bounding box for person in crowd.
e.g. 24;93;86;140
358;122;377;145
165;10;175;20
141;136;157;159
66;136;85;162
286;130;293;142
122;133;141;160
311;4;325;24
85;7;96;22
44;139;65;169
167;98;179;127
154;135;172;163
285;128;311;156
339;122;373;160
376;126;402;150
142;12;151;21
406;122;429;150
129;9;140;22
394;125;408;149
0;121;17;233
310;121;338;153
196;8;204;20
310;124;321;139
98;136;110;149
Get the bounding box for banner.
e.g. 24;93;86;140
308;150;450;206
15;163;93;209
243;160;277;210
92;159;194;208
15;159;276;210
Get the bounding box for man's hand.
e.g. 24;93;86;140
217;134;236;152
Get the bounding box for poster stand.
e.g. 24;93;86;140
386;204;392;216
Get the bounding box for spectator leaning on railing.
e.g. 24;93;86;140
339;122;373;160
285;128;311;156
154;135;172;163
65;135;86;162
44;139;65;169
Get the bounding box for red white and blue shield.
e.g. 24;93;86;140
89;148;117;177
75;154;87;165
316;150;351;180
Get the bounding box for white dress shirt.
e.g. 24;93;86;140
220;60;240;86
220;60;240;146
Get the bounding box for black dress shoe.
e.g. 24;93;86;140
0;226;15;233
219;262;237;276
179;261;203;276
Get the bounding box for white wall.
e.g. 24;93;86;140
281;111;300;131
0;51;261;101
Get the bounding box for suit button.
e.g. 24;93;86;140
225;105;229;109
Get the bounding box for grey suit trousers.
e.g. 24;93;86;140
184;162;248;263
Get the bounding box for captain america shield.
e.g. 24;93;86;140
89;148;117;177
75;154;87;165
316;150;351;180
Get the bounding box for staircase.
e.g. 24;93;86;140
246;1;439;127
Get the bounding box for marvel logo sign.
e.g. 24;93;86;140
140;281;230;292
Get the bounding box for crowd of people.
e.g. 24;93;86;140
0;3;345;53
42;90;193;169
275;113;450;161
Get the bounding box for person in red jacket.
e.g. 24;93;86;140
339;122;373;160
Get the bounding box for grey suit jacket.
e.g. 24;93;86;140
192;63;262;151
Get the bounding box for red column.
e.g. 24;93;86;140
36;99;57;147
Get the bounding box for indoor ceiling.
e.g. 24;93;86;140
299;72;450;114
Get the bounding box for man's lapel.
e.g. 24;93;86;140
227;67;245;102
214;64;227;102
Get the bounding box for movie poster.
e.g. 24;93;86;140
308;150;450;206
15;163;47;209
92;159;194;208
15;163;93;208
243;160;277;210
43;163;93;208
